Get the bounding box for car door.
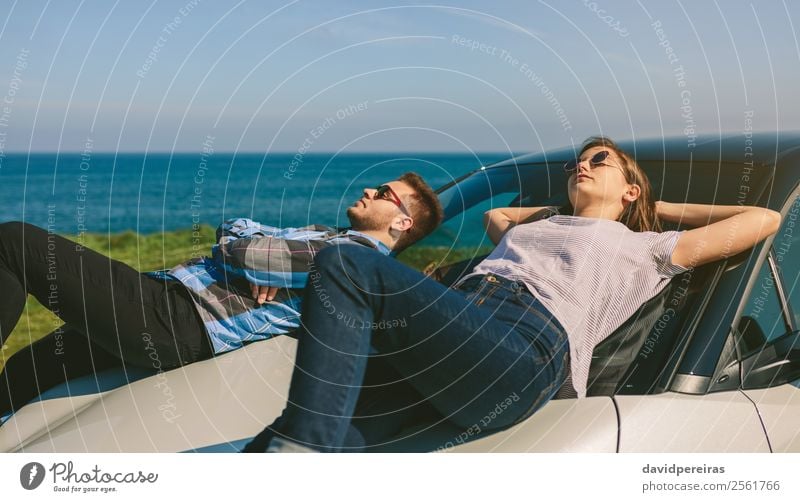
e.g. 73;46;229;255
614;390;769;452
737;189;800;452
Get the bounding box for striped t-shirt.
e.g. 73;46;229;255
464;214;689;398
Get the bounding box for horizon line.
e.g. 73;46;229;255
2;150;522;156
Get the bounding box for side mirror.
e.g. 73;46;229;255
741;330;800;389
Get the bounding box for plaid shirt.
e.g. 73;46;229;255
146;218;391;354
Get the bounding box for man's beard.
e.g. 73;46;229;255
346;206;390;232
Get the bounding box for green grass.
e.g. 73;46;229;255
1;227;487;369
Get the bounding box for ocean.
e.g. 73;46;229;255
0;152;510;247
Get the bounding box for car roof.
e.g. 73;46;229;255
434;132;799;213
486;132;800;169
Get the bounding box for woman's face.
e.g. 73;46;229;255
567;146;636;210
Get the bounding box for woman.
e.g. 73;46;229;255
245;136;782;452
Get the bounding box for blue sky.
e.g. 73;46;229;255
0;0;798;153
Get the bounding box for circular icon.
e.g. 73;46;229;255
20;462;46;490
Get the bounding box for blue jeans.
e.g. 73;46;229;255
244;245;570;452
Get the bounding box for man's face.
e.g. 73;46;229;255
346;180;415;232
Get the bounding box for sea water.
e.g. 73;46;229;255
0;152;509;246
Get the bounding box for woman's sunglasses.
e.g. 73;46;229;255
563;150;622;173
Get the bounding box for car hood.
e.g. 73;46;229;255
1;337;618;453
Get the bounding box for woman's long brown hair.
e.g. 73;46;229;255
558;136;662;233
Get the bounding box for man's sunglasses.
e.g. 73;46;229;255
563;150;622;173
374;184;410;215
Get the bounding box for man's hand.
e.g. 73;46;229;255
250;284;279;304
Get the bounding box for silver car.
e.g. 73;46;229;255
2;133;798;452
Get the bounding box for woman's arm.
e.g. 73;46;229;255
484;206;555;245
659;201;783;269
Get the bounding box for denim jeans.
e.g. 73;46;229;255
244;244;570;452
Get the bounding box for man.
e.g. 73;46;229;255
0;172;443;418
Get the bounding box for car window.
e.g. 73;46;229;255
737;192;799;356
596;264;710;396
773;194;799;328
738;260;787;355
424;167;529;249
642;161;769;207
414;190;519;254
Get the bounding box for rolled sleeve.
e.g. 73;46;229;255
648;230;690;277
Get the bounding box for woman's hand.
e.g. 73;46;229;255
654;200;665;219
656;200;684;223
484;206;555;245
